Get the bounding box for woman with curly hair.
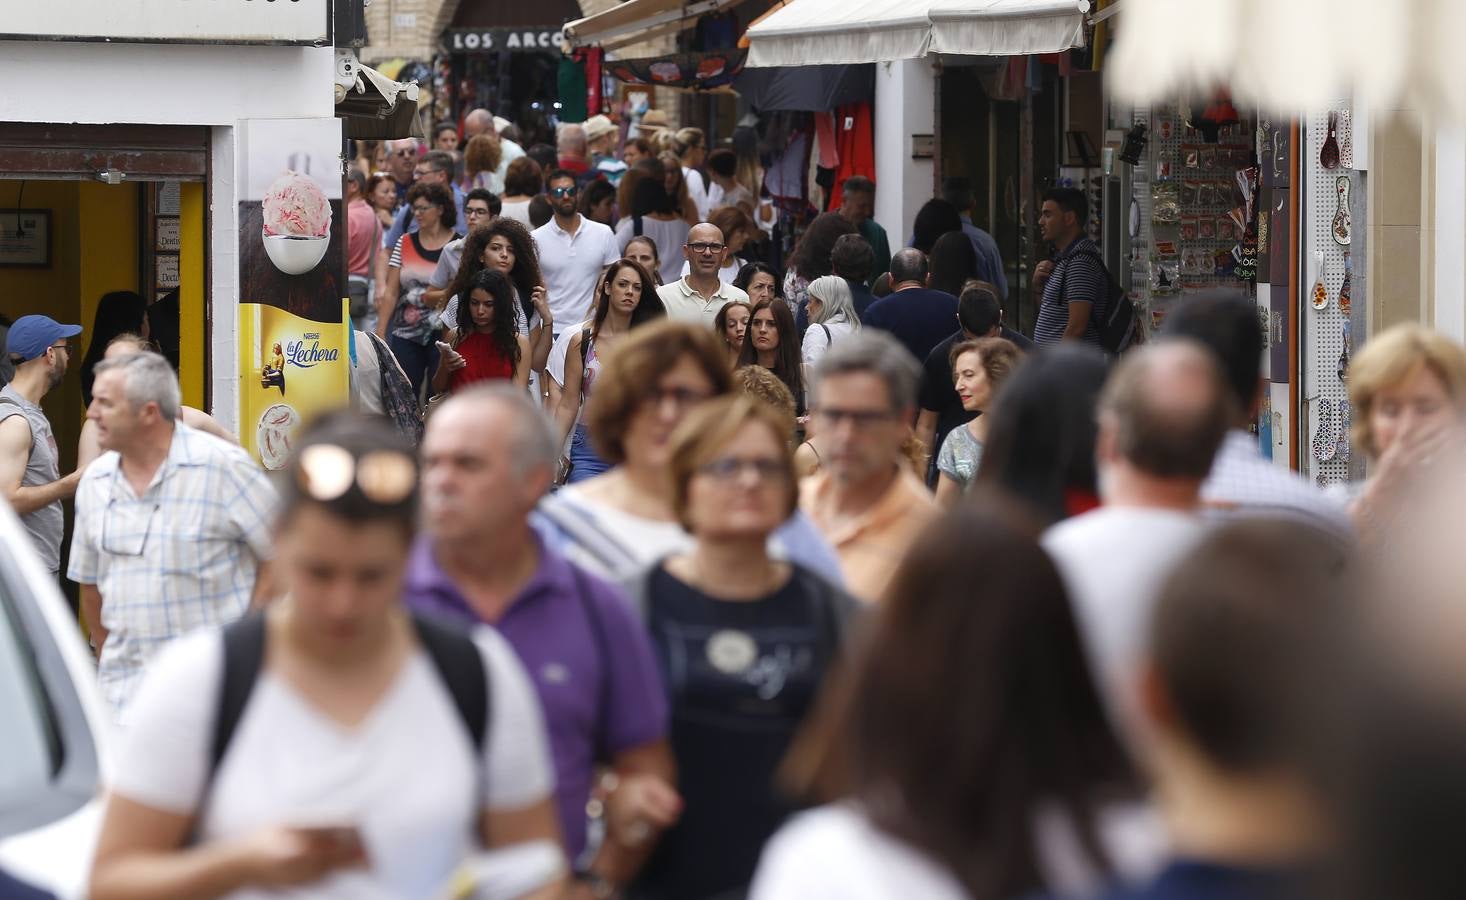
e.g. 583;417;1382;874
784;212;856;316
443;217;554;374
738;298;805;416
432;269;530;394
463;133;504;193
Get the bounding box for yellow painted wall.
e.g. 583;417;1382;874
179;183;206;409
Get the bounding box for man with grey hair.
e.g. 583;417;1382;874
1042;340;1232;743
556;122;590;177
384;148;468;251
68;351;276;723
464;107;526;188
405;385;676;886
800;330;937;602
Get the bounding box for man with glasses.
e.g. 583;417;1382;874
384;149;468;253
800;331;936;603
657;223;750;327
69;352;276;724
385;138;419;206
533;169;620;337
424;188;501;310
0;315;84;576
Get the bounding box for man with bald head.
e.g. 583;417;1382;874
405;385;676;886
557;122;590;176
1042;341;1234;744
657;223;750;325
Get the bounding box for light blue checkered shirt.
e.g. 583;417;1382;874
68;423;277;724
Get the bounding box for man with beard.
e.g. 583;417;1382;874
533;169;620;337
0;315;84;575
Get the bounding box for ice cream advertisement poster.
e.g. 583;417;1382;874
237;118;349;470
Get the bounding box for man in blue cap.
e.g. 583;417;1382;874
0;315;83;575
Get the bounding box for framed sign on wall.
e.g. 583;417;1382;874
0;209;50;267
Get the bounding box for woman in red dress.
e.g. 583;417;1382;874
432;269;531;395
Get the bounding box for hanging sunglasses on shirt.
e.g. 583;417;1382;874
296;444;417;506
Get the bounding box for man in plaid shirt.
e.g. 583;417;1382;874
69;352;277;724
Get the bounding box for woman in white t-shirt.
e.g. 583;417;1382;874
800;275;862;383
750;500;1158;900
89;415;565;900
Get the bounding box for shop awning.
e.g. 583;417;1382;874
565;0;748;49
337;63;427;140
1106;0;1466;121
744;0;1090;68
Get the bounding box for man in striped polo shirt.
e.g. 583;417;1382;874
1032;187;1108;348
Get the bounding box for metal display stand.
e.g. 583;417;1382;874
1299;102;1363;486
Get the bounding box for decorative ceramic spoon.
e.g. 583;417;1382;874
1320;111;1341;169
1338;253;1353;315
1332;176;1353;245
1338;320;1351;382
1339;109;1354;169
1310;254;1330;310
1337;399;1352;462
1312;399;1337;462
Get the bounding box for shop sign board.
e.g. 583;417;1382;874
236;118;349;472
2;1;330;46
445;28;566;53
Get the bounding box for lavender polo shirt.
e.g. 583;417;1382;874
402;532;669;859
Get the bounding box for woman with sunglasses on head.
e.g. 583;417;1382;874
377;181;462;397
624;395;858;900
738;299;806;418
89;414;565;900
539;321;842;587
433;270;531;395
553;259;666;483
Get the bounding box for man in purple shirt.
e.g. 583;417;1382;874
405;385;680;895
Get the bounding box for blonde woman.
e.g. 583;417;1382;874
1346;324;1466;537
671;127;710;220
935;337;1024;506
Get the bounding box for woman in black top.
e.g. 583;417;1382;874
737;299;805;418
624;395;856;900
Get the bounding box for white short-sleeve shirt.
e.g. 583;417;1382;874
533;217;620;328
112;623;556;899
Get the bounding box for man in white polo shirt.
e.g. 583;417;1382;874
657;222;749;327
533;168;620;338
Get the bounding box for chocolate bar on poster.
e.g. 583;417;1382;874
1269;189;1290;285
1269;283;1290;379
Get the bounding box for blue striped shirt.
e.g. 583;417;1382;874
1034;237;1107;347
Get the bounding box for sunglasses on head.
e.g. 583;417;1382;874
296;444;416;505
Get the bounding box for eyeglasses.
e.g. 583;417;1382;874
413;169;436;179
697;456;788;484
296;444;416;505
814;407;897;429
101;497;159;557
686;242;725;255
411;205;436;215
640;386;712;411
394;149;417;157
465;207;492;218
549;186;578;198
49;341;69;353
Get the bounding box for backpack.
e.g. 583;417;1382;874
208;612;489;779
1063;248;1136;355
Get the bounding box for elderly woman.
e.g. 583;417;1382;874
537;320;842;586
1346;324;1466;538
801;275;861;381
624;395;858;900
935;337;1024;506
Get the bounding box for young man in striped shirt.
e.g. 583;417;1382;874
1032;187;1108;347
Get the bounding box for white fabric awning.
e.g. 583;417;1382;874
745;0;1090;68
1107;0;1466;121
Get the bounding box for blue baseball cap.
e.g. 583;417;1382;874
6;315;82;362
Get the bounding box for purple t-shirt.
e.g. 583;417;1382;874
402;532;669;859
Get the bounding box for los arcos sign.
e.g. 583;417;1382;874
446;28;566;53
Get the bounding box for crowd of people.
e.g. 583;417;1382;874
6;107;1466;900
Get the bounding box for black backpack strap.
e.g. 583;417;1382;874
411;612;489;754
210;613;268;777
